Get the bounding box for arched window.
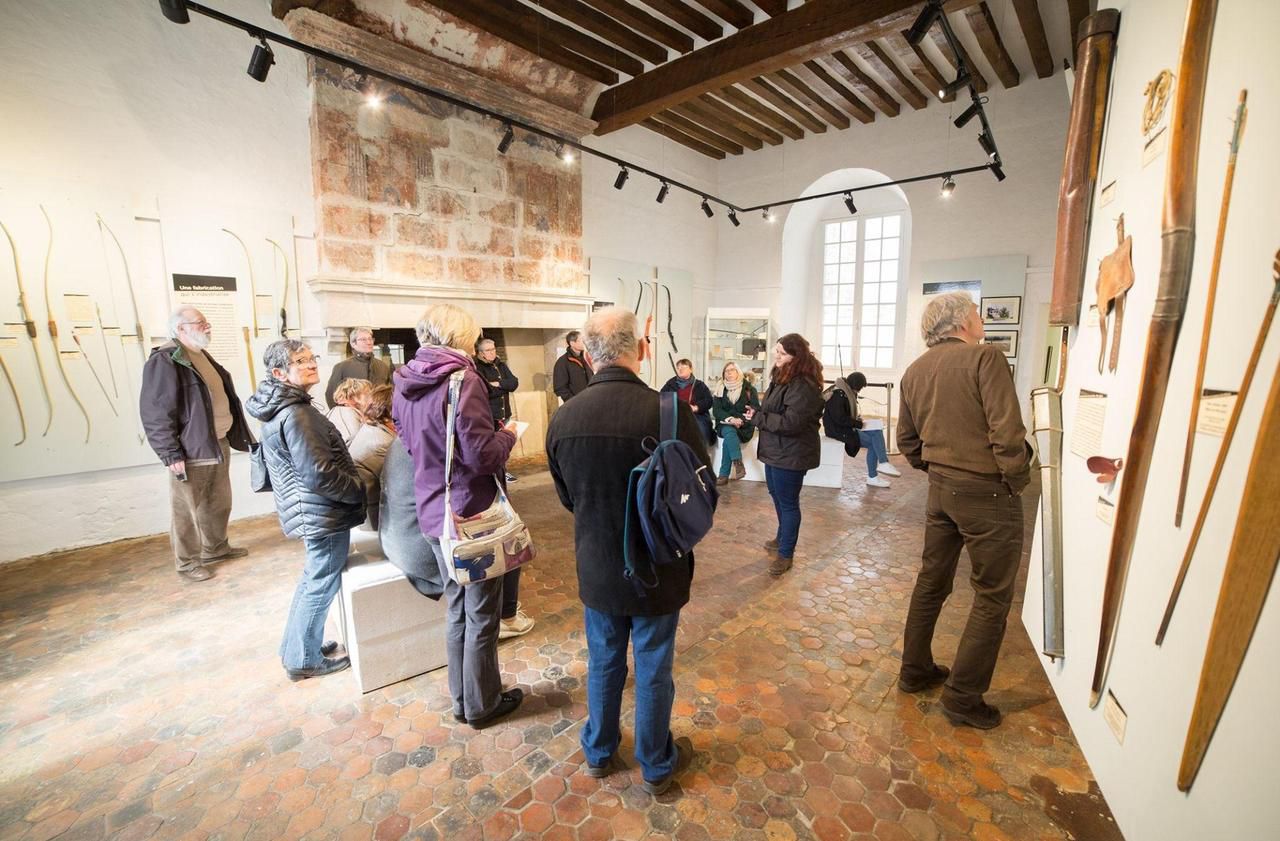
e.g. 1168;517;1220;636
820;213;903;370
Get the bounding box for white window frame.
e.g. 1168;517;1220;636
820;213;904;372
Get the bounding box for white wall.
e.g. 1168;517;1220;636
1021;1;1280;838
0;0;315;561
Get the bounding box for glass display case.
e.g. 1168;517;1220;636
704;308;773;393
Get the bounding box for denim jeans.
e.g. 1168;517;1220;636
764;464;806;559
426;536;505;720
717;425;743;478
582;607;680;783
858;429;888;478
279;530;351;670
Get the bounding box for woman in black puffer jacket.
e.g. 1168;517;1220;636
744;333;824;577
246;339;365;682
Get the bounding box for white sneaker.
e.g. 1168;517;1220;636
866;476;892;488
499;610;535;639
877;463;901;477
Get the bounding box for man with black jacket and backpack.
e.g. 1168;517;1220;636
546;307;710;795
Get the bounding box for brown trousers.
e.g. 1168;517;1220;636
169;439;233;571
901;466;1024;706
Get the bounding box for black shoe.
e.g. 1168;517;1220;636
505;471;518;482
286;656;350;682
898;664;951;694
941;700;1002;730
642;736;693;795
178;566;212;583
467;688;524;729
321;640;342;657
585;753;621;778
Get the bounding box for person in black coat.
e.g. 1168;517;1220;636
660;358;715;448
552;330;592;402
246;339;366;682
546;307;709;794
710;361;760;484
744;333;824;577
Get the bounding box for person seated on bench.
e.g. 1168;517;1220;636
824;372;901;489
710;362;760;485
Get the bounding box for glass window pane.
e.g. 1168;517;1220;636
881;260;898;282
841;346;855;367
863;283;879;304
836;326;853;345
865;240;881;261
839;264;855;285
824;265;838;284
864;261;880;283
838;307;854;326
823;284;837;305
878;325;895;346
879;304;896;325
824;244;839;264
824;306;839;325
840;220;857;242
825;222;840;244
865;217;882;239
821;345;836;365
883;215;901;237
862;304;878;325
877;348;894;368
840;242;857;263
882;238;900;259
881;282;898;302
838;285;855;305
859;347;877;366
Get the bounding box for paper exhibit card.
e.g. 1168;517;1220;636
1196;390;1237;437
172;274;241;365
63;294;96;324
1070;390;1108;459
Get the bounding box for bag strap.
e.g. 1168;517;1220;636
659;391;677;442
443;370;465;538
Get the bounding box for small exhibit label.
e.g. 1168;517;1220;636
1099;180;1117;207
1070;390;1108;460
121;335;140;345
60;349;84;360
1196;390;1237;437
0;336;18;348
1086;305;1100;327
63;293;96;324
73;326;95;339
1103;690;1127;744
1143;127;1168;167
1096;495;1116;526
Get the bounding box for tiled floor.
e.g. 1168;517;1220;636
0;459;1120;841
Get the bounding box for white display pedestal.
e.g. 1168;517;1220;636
709;436;845;489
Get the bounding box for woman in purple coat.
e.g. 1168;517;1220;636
392;303;522;728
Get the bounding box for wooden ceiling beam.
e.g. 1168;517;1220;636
742;77;828;134
770;69;851;129
689;0;756;30
641;117;727;158
589;0;944;132
428;0;622;84
750;0;788;16
929;21;988;92
824;51;899;116
715;86;805;139
696;93;785;144
1067;0;1089;46
852;41;927;109
964;2;1019;88
651;111;745;154
670;101;765;150
800;60;875;123
637;0;724;41
881;31;952;103
1010;0;1053;78
529;0;670;65
581;0;695;53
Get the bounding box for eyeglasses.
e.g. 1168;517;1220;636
290;356;320;367
180;319;210;329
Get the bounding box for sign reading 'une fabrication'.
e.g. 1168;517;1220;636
172;274;241;366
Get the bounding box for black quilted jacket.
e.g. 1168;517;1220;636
246;379;365;540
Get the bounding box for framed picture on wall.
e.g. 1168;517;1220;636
984;330;1019;357
1008;360;1017;377
981;295;1022;324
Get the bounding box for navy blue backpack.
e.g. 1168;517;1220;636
623;393;720;595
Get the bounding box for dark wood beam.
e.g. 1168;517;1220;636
696;93;785;144
637;0;724;41
742;77;828;134
750;0;788;16
1010;0;1053;78
670;101;765;149
1067;0;1089;47
852;41;927;109
529;0;669;65
800;60;875;123
641;117;727;158
964;2;1019;88
716;86;805;139
929;21;988;92
881;31;951;103
771;69;851;129
688;0;756;30
581;0;695;53
590;0;937;132
824;51;899;116
428;0;621;84
651;111;744;154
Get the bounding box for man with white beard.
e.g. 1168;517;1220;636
141;306;253;582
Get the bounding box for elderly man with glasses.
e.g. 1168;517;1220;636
325;326;391;408
141;306;253;582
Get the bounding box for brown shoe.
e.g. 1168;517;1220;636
178;566;212;583
716;476;729;486
732;460;746;480
764;538;778;551
767;553;793;576
203;547;248;562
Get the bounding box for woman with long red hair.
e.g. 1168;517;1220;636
743;333;825;576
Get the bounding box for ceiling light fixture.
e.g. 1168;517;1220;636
497;123;514;154
247;37;274;83
728;209;740;227
843;192;857;215
159;0;190;24
614;166;629;190
558;142;575;164
953;100;981;129
990;164;1006;182
978;131;997;160
701;198;714;218
938;73;971;100
905;1;940;47
656;182;669;203
940;175;956;198
763;208;774;223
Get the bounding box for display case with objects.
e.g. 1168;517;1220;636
704;308;772;392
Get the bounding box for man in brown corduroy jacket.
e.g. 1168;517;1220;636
895;292;1032;730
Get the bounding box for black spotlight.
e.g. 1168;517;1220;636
656;182;669;203
159;0;190;24
728;209;740;227
247;38;275;83
497;124;514;154
843;192;857;215
978;131;996;160
614;166;629;190
990;163;1006;182
905;1;940;47
940;175;956;197
953;100;981;128
701;198;714;218
938;73;971;100
762;207;774;222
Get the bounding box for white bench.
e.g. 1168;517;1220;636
709;435;845;489
329;531;449;693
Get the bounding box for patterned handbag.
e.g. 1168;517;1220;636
439;371;536;586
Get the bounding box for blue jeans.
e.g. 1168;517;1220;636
582;607;680;783
858;429;888;478
280;531;351;670
764;464;806;559
717;425;743;477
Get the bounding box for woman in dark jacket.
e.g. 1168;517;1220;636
246;339;366;682
660;359;715;447
710;361;760;485
744;333;824;576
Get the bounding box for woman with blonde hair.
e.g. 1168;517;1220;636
710;361;760;485
348;384;396;529
325;377;371;444
392;303;524;728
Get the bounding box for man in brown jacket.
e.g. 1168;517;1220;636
895;292;1032;729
